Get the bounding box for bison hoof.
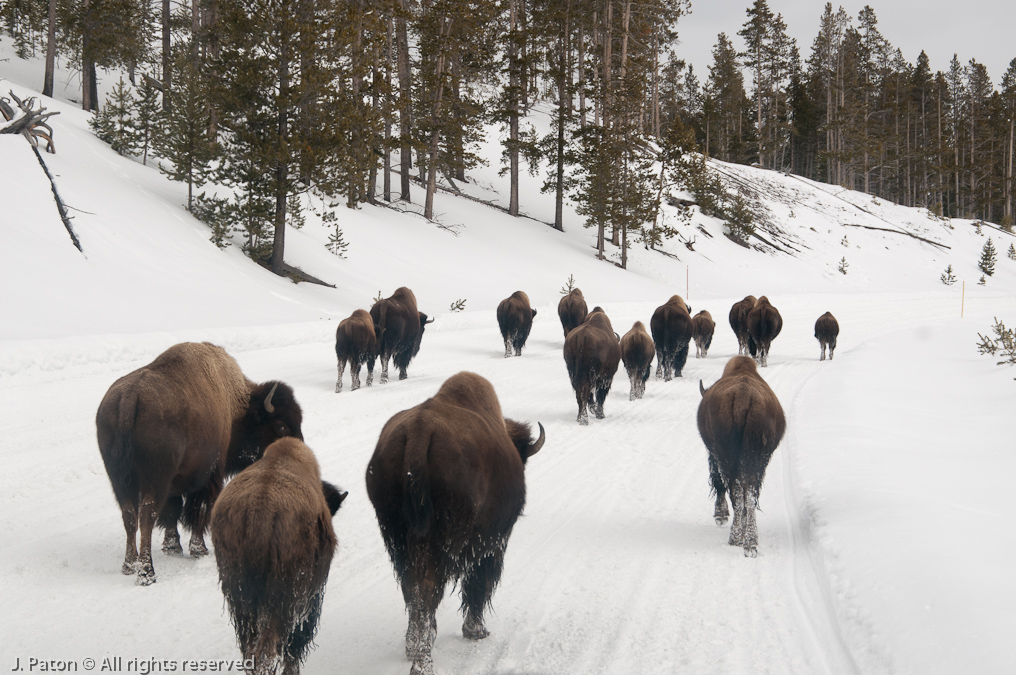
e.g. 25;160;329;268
135;567;156;586
729;534;743;547
714;516;729;526
577;416;589;426
189;541;209;557
335;382;342;393
121;560;137;575
744;546;758;558
409;659;434;675
463;622;490;640
161;540;183;556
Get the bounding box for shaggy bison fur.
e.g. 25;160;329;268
746;296;782;367
557;288;588;338
335;309;377;392
497;291;537;357
366;372;545;675
728;295;757;356
650;295;694;380
692;310;716;358
620;321;655;400
815;311;839;361
563;307;621;424
697;356;786;557
95;342;303;585
370;287;433;384
211;438;347;675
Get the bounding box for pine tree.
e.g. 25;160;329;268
134;75;161;165
90;77;140;156
157;49;215;212
940;264;956;285
1008;243;1016;260
979;238;997;276
838;256;849;274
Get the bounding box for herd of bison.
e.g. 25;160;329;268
93;286;840;675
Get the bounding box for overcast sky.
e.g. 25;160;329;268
676;1;1015;87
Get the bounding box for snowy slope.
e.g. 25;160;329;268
4;41;1016;675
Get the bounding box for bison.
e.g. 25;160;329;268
370;287;433;384
95;342;304;585
366;372;546;675
746;296;782;367
496;291;537;357
335;309;377;392
728;295;757;356
650;295;694;380
211;438;346;675
815;311;839;361
564;307;621;424
697;356;785;557
620;321;654;400
557;288;588;338
692;310;716;358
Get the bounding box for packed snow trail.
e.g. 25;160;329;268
5;290;997;675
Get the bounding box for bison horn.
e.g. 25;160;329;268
264;382;279;413
528;422;546;457
699;380;706;397
425;316;435;324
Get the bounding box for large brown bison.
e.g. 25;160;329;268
692;310;716;358
746;296;783;367
95;342;304;585
697;356;785;557
620;321;654;400
564;307;621;424
557;288;588;338
815;311;840;361
650;295;694;380
366;372;546;675
496;291;537;357
370;287;433;384
728;295;757;356
211;438;346;675
335;309;377;392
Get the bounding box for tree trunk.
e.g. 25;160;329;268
384;16;394;202
271;15;291;276
424;17;451;221
43;0;56;97
162;0;172;111
508;0;519;216
396;0;412;201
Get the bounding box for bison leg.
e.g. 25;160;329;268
406;573;442;675
136;496;158;585
575;380;591;425
350;359;362;391
504;337;512;359
461;548;505;641
366;355;376;386
594;379;610;419
335;357;347;392
628;370;638;401
655;348;665;380
829;338;836;360
158;496;184;555
120;504;139;575
380;355;390;384
182;486;216;557
673;341;690;377
708;455;729;526
742;482;760;558
283;589;325;674
728;479;745;548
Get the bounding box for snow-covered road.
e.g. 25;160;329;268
4;290;1011;675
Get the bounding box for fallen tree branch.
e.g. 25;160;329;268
0;90;59;153
842;223;951;250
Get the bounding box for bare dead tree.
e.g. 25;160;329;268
0;91;60;153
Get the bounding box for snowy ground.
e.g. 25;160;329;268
3;41;1016;675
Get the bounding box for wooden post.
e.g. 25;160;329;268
961;280;965;318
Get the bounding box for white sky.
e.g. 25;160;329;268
676;0;1015;88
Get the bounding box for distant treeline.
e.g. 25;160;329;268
2;0;1013;272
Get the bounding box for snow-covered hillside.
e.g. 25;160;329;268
3;41;1016;675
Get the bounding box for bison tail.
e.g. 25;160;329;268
98;390;141;507
402;428;434;539
747;335;758;358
